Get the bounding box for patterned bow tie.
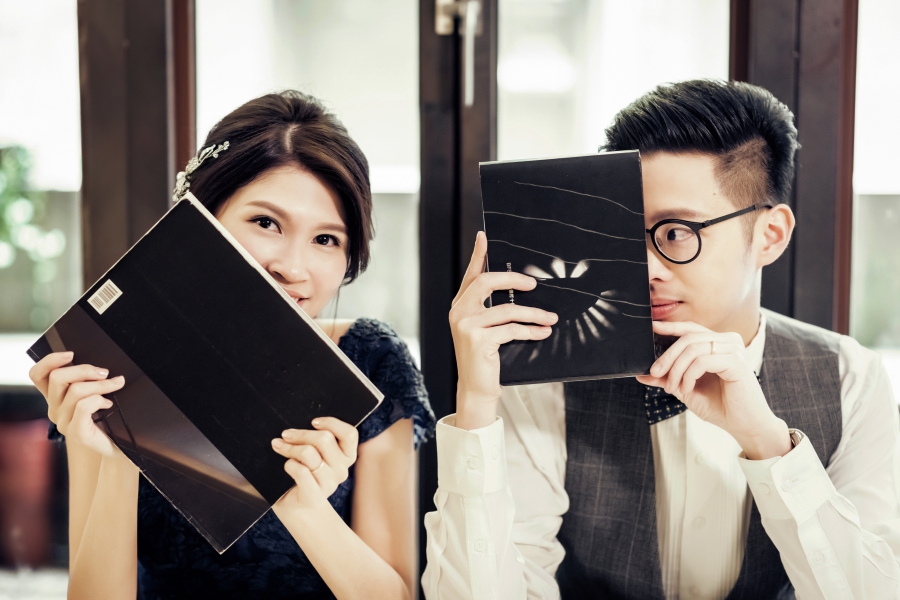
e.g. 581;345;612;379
644;386;687;425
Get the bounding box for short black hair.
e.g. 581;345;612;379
603;80;799;208
187;90;373;283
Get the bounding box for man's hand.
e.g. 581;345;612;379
636;320;791;460
450;232;558;430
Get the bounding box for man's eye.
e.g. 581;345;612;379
666;227;693;242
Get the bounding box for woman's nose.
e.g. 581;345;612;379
270;251;310;284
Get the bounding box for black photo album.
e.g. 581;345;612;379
481;150;657;385
27;193;383;553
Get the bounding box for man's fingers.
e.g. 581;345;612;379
453;232;488;307
651;320;710;337
459;272;539;307
29;352;74;396
465;303;558;329
484;322;553;346
680;355;735;396
651;330;742;378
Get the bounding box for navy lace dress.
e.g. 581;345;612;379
53;318;435;600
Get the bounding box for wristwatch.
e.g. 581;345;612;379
788;429;803;450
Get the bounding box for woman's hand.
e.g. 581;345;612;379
636;320;791;460
450;232;558;430
28;351;125;457
272;417;358;509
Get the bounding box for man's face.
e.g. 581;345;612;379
642;152;761;333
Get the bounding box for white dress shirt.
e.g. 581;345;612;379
422;313;900;599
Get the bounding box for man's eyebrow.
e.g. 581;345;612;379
647;208;708;222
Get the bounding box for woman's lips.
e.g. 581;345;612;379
651;300;682;320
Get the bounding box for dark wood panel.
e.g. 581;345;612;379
792;0;855;330
458;0;498;279
78;0;130;288
748;0;800;318
125;0;172;241
418;0;460;590
732;0;857;331
171;0;197;175
79;0;192;290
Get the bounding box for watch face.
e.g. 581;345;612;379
789;430;802;448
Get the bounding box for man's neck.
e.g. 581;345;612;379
719;300;762;347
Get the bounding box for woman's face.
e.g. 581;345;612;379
216;164;349;318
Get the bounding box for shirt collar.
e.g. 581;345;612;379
745;311;766;376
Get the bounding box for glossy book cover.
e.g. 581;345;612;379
481;151;656;385
26;193;383;553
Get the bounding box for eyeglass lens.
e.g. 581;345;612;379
653;223;700;262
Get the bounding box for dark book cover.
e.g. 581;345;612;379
481;151;656;385
27;193;383;553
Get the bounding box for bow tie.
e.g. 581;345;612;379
644;386;687;425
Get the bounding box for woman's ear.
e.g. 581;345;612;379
756;203;795;268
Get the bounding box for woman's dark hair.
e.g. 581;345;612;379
187;90;373;283
603;80;799;214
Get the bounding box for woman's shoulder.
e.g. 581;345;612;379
339;318;436;448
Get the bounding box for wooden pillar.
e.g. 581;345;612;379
731;0;858;333
78;0;195;289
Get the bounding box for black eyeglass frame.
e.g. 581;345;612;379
645;202;775;265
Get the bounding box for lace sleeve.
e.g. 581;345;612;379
339;319;435;449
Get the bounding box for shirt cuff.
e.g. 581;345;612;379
739;429;837;522
436;414;507;496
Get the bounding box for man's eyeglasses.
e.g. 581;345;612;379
646;202;774;265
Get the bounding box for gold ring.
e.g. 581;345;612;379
311;460;325;474
710;341;716;355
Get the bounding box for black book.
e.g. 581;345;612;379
481;151;656;385
27;193;383;553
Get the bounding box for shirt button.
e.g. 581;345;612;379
812;552;825;566
758;483;770;495
693;517;706;529
695;451;709;465
474;540;487;553
468;457;481;470
781;479;794;492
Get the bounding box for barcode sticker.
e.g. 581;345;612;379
88;280;123;314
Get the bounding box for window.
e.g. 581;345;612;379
850;0;900;401
196;0;420;361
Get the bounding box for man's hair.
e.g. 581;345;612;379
603;80;799;238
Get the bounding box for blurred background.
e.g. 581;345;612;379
0;0;897;597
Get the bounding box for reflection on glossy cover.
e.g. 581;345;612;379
27;194;383;553
480;151;656;385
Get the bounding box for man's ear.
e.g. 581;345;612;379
756;204;795;268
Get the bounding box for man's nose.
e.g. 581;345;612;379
646;240;671;281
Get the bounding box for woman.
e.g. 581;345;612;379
28;91;434;600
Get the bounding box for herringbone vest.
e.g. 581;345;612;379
556;311;842;599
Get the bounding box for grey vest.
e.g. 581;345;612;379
556;311;842;599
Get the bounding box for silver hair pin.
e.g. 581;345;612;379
172;141;230;203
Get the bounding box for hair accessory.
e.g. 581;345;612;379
172;141;230;202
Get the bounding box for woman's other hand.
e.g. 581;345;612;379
272;417;358;509
450;231;558;430
28;351;124;457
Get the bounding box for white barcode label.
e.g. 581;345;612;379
88;280;123;314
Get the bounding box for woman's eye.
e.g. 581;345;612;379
315;234;338;246
252;217;279;231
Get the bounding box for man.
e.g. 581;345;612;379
422;80;900;599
